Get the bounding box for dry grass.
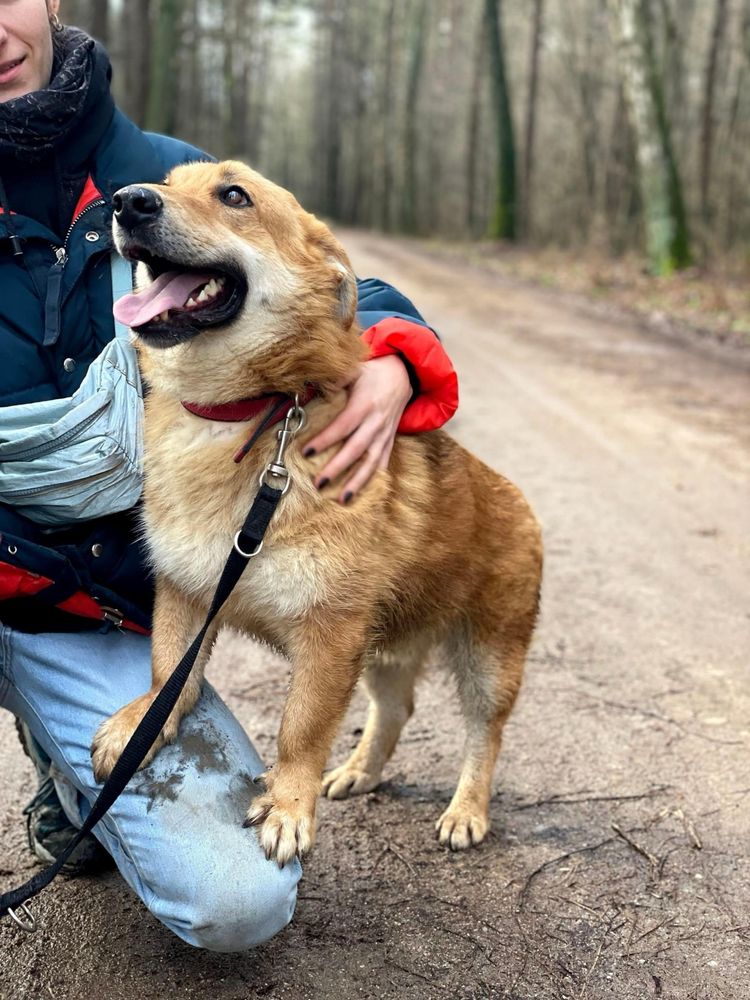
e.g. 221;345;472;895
424;239;750;345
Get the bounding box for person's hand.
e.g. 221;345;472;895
303;355;413;503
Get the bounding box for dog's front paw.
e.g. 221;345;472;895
435;805;490;851
91;693;162;783
322;761;381;799
244;787;316;865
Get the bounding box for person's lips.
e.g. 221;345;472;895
0;56;26;86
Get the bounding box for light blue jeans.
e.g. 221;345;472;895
0;624;300;952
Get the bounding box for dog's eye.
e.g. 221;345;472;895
220;186;253;208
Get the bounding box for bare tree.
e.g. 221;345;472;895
403;0;429;234
466;9;486;236
122;0;152;127
484;0;517;240
608;0;690;273
700;0;729;222
91;0;109;46
523;0;544;237
146;0;181;135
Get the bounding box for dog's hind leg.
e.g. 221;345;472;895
322;641;426;800
436;628;529;851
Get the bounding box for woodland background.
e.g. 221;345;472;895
64;1;748;312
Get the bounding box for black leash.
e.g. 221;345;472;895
1;397;307;932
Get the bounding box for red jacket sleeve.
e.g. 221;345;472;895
361;318;459;433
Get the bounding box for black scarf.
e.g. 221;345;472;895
0;27;115;236
0;27;110;160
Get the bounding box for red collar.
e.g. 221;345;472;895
182;394;287;423
181;387;317;463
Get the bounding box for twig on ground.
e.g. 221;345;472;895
373;841;416;877
513;786;670;811
424;893;467;911
547;894;603;918
611;823;660;875
434;922;499;966
673;808;703;849
388;960;440;988
584;695;745;746
631;916;677;945
577;914;616;999
514;837;617;910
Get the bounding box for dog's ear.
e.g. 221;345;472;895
327;255;357;329
309;222;357;329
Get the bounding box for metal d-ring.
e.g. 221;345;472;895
259;464;292;496
7;904;36;933
286;395;307;435
233;533;263;559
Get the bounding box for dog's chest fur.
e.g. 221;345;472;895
143;422;327;625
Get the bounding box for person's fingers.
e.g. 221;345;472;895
377;429;398;471
302;401;367;458
312;417;382;488
337;428;396;501
338;441;386;502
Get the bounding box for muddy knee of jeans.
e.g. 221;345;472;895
162;858;301;953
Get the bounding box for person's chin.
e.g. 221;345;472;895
0;60;42;100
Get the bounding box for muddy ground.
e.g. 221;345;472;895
1;231;748;1000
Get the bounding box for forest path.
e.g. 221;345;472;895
1;230;748;999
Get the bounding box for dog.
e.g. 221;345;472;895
90;161;543;865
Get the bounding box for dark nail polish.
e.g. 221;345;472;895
317;477;330;490
343;491;353;504
303;446;316;457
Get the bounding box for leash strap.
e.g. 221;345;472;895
1;481;285;931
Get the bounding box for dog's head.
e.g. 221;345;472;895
112;160;362;400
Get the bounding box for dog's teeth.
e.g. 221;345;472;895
160;310;169;322
197;287;209;303
187;296;197;307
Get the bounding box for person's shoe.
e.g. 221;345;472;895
16;719;114;875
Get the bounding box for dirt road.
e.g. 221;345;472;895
2;231;748;1000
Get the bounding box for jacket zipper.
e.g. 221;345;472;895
44;198;106;348
3;455;123;498
0;407;103;462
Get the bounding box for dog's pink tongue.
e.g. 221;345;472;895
113;271;213;328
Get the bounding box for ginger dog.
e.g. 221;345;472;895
90;161;543;864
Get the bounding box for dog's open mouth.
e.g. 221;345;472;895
113;247;247;346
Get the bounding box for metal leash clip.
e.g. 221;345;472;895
6;903;36;933
234;395;307;560
258;394;307;497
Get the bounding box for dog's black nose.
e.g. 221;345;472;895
113;186;163;230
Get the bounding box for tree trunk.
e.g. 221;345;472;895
314;0;344;219
403;0;429;234
223;0;256;158
523;0;544;238
466;11;486;236
123;0;152;127
145;0;181;136
91;0;109;46
608;0;690;274
379;0;397;231
484;0;517;240
700;0;729;221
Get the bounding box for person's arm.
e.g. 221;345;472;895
303;277;459;503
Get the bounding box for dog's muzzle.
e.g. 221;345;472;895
113;186;164;232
